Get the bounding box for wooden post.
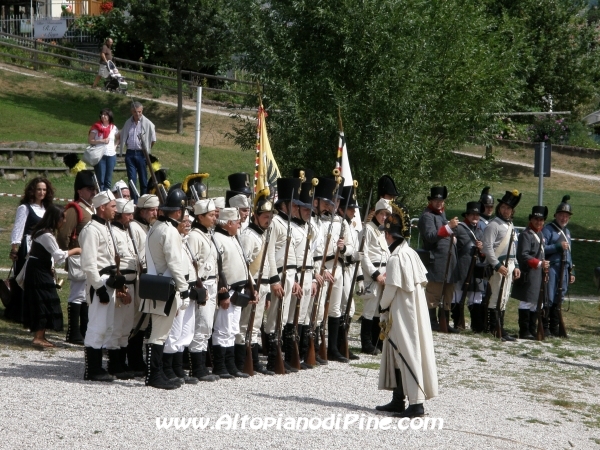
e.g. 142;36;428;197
33;39;38;71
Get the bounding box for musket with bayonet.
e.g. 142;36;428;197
319;174;348;361
273;189;294;375
290;178;318;370
457;246;479;330
495;229;515;339
557;239;569;338
138;131;165;204
339;183;370;359
306;172;340;366
243;227;271;376
129;179;141;201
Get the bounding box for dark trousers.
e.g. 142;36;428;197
125;150;148;196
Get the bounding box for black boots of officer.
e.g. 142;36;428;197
84;347;115;382
327;316;350;363
66;302;87;345
371;316;383;350
126;330;147;376
234;343;247;372
518;309;535;340
360;317;381;355
428;308;440;332
145;344;179;390
441;308;459;333
548;303;560;337
375;369;405;414
161;352;183;386
189;351;220;382
282;324;299;372
252;343;275;375
298;325;313;369
172;351;199;384
107;348;134;379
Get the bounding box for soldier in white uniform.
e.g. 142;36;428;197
264;178;302;373
143;188;191;390
228;193;251;232
126;194;158;375
187;199;220;382
236;190;276;375
360;198;391;355
162;208;199;385
337;183;364;361
105;198;138;379
212;207;252;379
79;190;121;382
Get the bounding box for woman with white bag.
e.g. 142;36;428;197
88;108;120;191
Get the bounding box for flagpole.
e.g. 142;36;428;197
338;105;344;133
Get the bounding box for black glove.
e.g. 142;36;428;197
96;285;110;304
106;274;127;289
180;289;189;300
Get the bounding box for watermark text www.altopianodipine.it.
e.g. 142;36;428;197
155;414;444;431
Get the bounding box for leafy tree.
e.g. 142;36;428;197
229;0;523;209
125;0;235;133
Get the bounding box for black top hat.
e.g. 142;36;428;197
276;178;301;203
314;177;338;203
462;201;483;217
427;186;448;201
480;186;494;206
529;205;548;220
498;189;522;209
555;195;573;215
378;175;399;198
339;185;359;209
228;172;252;196
296;180;315;209
292;168;315;183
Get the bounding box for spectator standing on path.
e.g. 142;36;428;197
119;102;156;200
88;108;120;192
92;38;113;89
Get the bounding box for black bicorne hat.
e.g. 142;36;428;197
462;201;483;217
276;178;301;203
339;184;359;209
480;186;494;206
555;195;573;216
314;177;338;203
529;205;548;220
378;175;399;198
427;186;448;201
498;189;522;209
228;172;252;196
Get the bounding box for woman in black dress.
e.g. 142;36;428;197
24;206;81;348
7;177;55;326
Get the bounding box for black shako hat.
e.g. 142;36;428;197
378;175;399;198
276;178;301;203
529;205;548;220
555;195;573;216
297;180;316;210
228;172;252;196
428;186;448;201
462;201;482;217
498;189;522;209
339;184;359;209
314;177;338;203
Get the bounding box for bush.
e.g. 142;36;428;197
528;116;568;143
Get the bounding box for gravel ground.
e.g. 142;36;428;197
1;325;599;450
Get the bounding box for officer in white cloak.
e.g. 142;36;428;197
377;202;438;418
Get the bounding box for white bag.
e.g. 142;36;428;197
82;144;107;166
66;255;86;281
15;259;28;289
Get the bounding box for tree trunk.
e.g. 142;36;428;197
177;62;183;135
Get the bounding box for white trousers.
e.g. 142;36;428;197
323;260;344;318
287;273;313;325
212;294;242;347
265;271;295;334
236;284;269;345
189;279;217;352
341;268;356;319
84;281;116;349
453;286;483;306
488;261;515;310
67;279;87;304
164;302;195;353
106;285;136;349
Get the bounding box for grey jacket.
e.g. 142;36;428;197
417;208;457;283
